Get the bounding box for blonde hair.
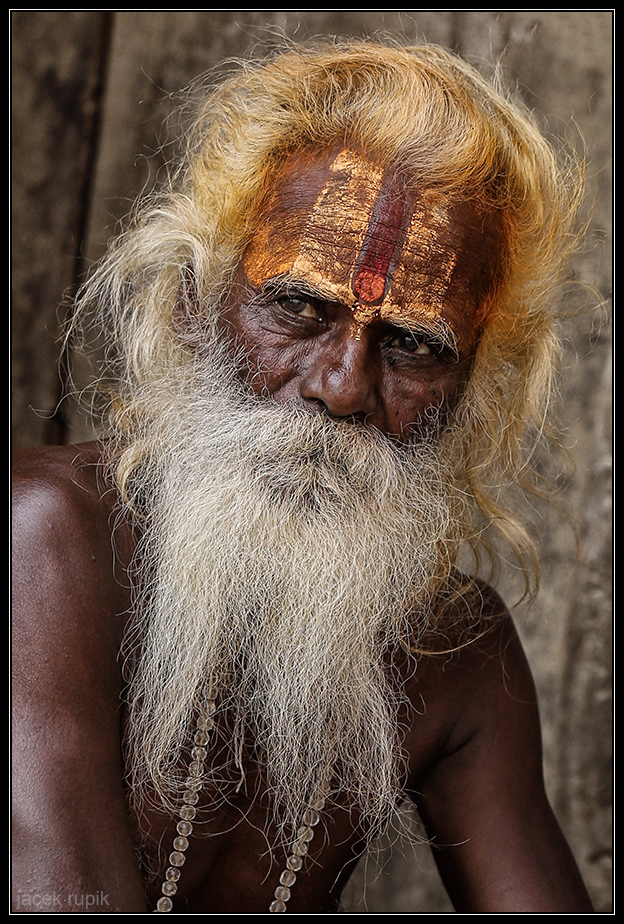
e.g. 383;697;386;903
71;38;587;598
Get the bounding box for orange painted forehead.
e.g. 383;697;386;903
243;148;503;349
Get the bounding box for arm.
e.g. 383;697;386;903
414;608;594;913
11;447;148;913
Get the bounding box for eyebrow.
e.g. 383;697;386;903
391;314;460;359
259;273;345;306
258;272;460;359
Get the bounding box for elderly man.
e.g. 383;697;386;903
12;40;594;913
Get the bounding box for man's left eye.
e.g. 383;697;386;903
391;334;433;356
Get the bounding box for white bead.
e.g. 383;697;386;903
302;808;320;826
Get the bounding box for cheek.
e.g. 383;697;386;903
246;343;304;396
383;362;471;431
219;305;306;396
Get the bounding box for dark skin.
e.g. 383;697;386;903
12;152;594;913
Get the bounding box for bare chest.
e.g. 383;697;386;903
137;775;367;913
126;649;465;913
132;712;450;913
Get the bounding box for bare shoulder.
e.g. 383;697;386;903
401;581;594;913
12;442;147;912
13;440;119;533
12;440;133;574
413;577;533;688
12;441;134;703
401;579;540;787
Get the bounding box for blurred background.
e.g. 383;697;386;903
11;10;612;913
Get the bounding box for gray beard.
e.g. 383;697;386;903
121;338;465;844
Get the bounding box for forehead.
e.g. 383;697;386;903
243;147;503;349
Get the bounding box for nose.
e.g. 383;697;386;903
299;327;379;421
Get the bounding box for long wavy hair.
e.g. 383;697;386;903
68;38;586;600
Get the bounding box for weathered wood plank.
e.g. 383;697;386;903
11;10;111;447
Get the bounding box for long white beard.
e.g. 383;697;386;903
121;338;465;844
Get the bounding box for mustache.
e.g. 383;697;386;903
176;350;445;486
172;401;448;540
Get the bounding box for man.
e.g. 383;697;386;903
12;40;594;913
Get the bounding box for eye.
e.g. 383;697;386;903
397;334;433;356
278;295;323;323
385;327;459;363
389;332;434;356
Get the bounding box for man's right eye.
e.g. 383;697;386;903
278;296;323;322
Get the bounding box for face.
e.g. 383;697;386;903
220;147;503;439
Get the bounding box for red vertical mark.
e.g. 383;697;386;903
352;179;409;306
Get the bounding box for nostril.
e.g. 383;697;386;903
300;395;368;427
301;396;329;416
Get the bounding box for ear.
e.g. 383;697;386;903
172;265;205;347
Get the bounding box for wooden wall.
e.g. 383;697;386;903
11;10;612;913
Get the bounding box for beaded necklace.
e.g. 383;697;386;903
153;699;324;913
